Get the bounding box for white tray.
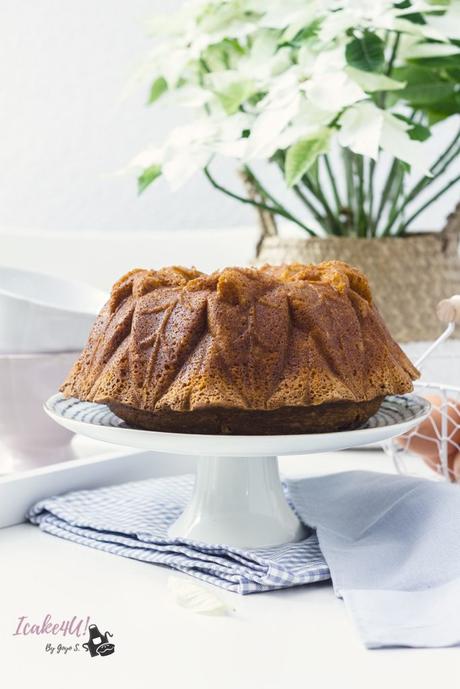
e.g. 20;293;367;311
0;439;195;529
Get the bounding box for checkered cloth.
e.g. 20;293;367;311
28;471;460;648
28;474;330;594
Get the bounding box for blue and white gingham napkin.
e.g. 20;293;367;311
28;471;460;649
27;474;329;594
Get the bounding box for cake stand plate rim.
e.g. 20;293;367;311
43;393;430;457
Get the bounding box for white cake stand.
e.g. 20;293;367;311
45;394;430;549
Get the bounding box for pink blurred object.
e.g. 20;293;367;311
0;352;79;471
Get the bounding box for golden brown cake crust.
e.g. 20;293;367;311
61;261;419;434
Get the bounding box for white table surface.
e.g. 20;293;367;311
1;449;457;688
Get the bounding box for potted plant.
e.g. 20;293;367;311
134;0;460;341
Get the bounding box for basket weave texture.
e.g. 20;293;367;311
254;208;460;343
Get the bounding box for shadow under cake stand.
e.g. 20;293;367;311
45;394;430;549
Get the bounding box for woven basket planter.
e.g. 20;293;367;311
254;208;460;343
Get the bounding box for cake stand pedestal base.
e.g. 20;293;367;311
168;455;307;548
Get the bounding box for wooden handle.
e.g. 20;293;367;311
437;296;460;323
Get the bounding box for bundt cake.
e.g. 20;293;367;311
61;261;419;435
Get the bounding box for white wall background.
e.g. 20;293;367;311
0;0;458;235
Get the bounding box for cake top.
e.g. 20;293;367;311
108;260;373;314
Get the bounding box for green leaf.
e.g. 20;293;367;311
393;0;427;21
284;129;331;188
346;66;406;91
284;18;322;45
138;165;161;194
425;94;460;124
394;65;456;105
203;39;244;72
399;11;426;24
247;92;265;107
408;54;460;69
446;67;460;82
148;77;167;104
409;123;432;141
401;81;455;104
216;79;255;114
345;32;385;72
394;114;432;141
